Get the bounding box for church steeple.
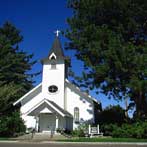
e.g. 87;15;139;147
41;32;68;64
48;36;65;60
41;32;68;109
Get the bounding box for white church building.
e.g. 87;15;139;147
14;33;101;133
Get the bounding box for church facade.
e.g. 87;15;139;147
14;35;101;133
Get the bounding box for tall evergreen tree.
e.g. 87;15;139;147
0;22;37;136
65;0;147;119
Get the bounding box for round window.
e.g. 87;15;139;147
48;85;58;93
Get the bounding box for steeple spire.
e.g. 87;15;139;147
48;35;65;59
41;32;69;64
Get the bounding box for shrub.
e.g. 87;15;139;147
0;111;26;137
71;123;89;137
112;121;147;139
142;121;147;138
71;129;85;137
71;121;147;139
101;123;118;136
112;123;134;138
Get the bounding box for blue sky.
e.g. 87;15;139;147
0;0;131;113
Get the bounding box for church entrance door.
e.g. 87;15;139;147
39;113;56;133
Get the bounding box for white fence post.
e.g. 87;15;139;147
97;124;100;134
88;124;91;135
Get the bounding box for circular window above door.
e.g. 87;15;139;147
48;85;58;93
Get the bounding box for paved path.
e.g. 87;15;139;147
15;133;67;141
0;142;147;147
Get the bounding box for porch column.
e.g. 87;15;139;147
55;116;59;129
35;116;39;132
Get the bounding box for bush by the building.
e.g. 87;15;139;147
0;111;26;137
101;121;147;139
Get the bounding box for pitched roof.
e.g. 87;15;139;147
13;80;101;107
25;98;72;118
13;83;42;106
48;36;65;58
65;79;101;104
41;36;69;63
47;100;72;117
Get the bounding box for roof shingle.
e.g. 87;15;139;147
48;36;65;59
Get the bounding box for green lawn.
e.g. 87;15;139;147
0;137;9;140
58;137;147;142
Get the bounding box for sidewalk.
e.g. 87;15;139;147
1;140;147;146
13;133;67;141
1;134;147;146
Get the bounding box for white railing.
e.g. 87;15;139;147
88;124;103;137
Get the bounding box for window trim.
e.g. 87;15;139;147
48;85;58;93
49;52;56;60
74;107;80;123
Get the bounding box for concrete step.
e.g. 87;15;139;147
15;132;67;141
32;133;66;141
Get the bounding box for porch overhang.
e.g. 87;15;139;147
25;99;72;118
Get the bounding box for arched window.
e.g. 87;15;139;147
50;56;56;69
74;107;79;123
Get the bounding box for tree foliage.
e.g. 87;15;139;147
0;111;26;137
65;0;147;119
97;105;127;125
0;22;36;90
0;83;20;114
102;121;147;139
0;22;37;136
0;22;37;114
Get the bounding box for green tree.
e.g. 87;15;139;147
97;105;127;125
0;22;37;136
65;0;147;119
0;83;19;114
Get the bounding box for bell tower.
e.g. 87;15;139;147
41;32;67;109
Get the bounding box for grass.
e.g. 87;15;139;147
0;137;9;140
58;137;147;142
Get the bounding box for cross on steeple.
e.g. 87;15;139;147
54;29;60;37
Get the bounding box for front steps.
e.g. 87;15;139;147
32;132;66;141
16;132;67;141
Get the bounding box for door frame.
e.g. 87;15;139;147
39;113;56;133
